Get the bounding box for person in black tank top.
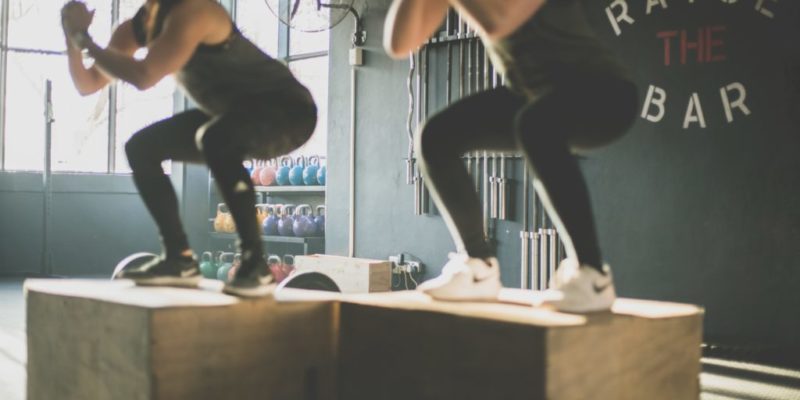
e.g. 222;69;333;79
384;0;638;312
61;0;316;297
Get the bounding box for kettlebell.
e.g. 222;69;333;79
314;205;326;236
268;255;290;283
259;159;277;187
317;165;327;186
227;253;242;282
255;204;268;228
263;205;280;236
293;205;316;237
199;251;216;278
289;156;306;186
275;156;293;186
250;159;262;185
303;155;320;186
222;206;236;233
217;252;234;282
278;204;296;236
213;203;228;233
282;254;296;278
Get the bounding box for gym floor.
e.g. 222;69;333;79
2;279;799;399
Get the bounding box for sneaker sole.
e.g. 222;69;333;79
544;298;616;313
421;280;502;302
222;284;274;298
131;275;202;288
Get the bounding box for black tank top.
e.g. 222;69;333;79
483;0;630;100
131;2;311;116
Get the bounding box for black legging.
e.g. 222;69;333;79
125;94;316;265
416;75;637;269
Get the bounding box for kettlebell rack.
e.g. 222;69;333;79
205;161;327;257
405;10;566;289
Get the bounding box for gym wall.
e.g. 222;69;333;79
326;0;800;356
0;174;163;276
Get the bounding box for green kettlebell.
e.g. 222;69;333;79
199;251;216;278
217;252;234;282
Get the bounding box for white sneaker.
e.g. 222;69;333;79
541;258;616;313
418;253;502;301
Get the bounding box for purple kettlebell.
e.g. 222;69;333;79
277;205;296;236
262;205;280;236
314;205;325;236
293;205;316;237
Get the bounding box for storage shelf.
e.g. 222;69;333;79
253;185;326;193
209;177;325;194
210;232;324;245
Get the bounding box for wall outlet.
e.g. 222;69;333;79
389;255;423;276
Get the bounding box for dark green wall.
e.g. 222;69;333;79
326;0;800;353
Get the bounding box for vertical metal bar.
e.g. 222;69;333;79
405;55;415;185
550;229;559;279
500;155;508;220
277;0;290;59
538;228;548;290
347;66;356;257
531;230;540;290
482;150;489;239
0;0;9;169
42;80;54;275
457;14;465;99
520;231;529;289
107;0;120;173
420;46;429;214
520;167;529;289
489;154;497;219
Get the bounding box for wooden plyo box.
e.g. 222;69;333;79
294;254;392;293
25;280;338;400
336;290;703;400
26;280;703;400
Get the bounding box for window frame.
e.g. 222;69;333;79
0;0;329;173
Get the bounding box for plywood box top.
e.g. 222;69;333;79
25;280;702;330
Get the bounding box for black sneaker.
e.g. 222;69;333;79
223;261;275;298
119;255;202;288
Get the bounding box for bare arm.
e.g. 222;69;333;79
383;0;449;59
66;20;140;96
83;2;211;90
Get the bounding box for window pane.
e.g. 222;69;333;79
290;29;329;55
8;0;112;51
114;78;177;173
236;0;280;57
289;56;328;158
4;52;109;172
119;0;147;22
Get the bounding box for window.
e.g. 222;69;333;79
114;0;176;173
0;0;328;172
289;56;328;157
0;0;173;173
236;0;329;160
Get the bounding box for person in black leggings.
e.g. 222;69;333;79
385;0;637;312
62;0;315;296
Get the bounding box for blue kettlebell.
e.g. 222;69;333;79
314;205;326;236
289;156;306;186
275;156;293;186
216;252;234;282
262;205;280;236
303;156;320;186
293;205;317;237
278;205;296;236
317;165;327;186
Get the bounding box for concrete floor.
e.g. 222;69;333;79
0;279;26;400
2;277;800;400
